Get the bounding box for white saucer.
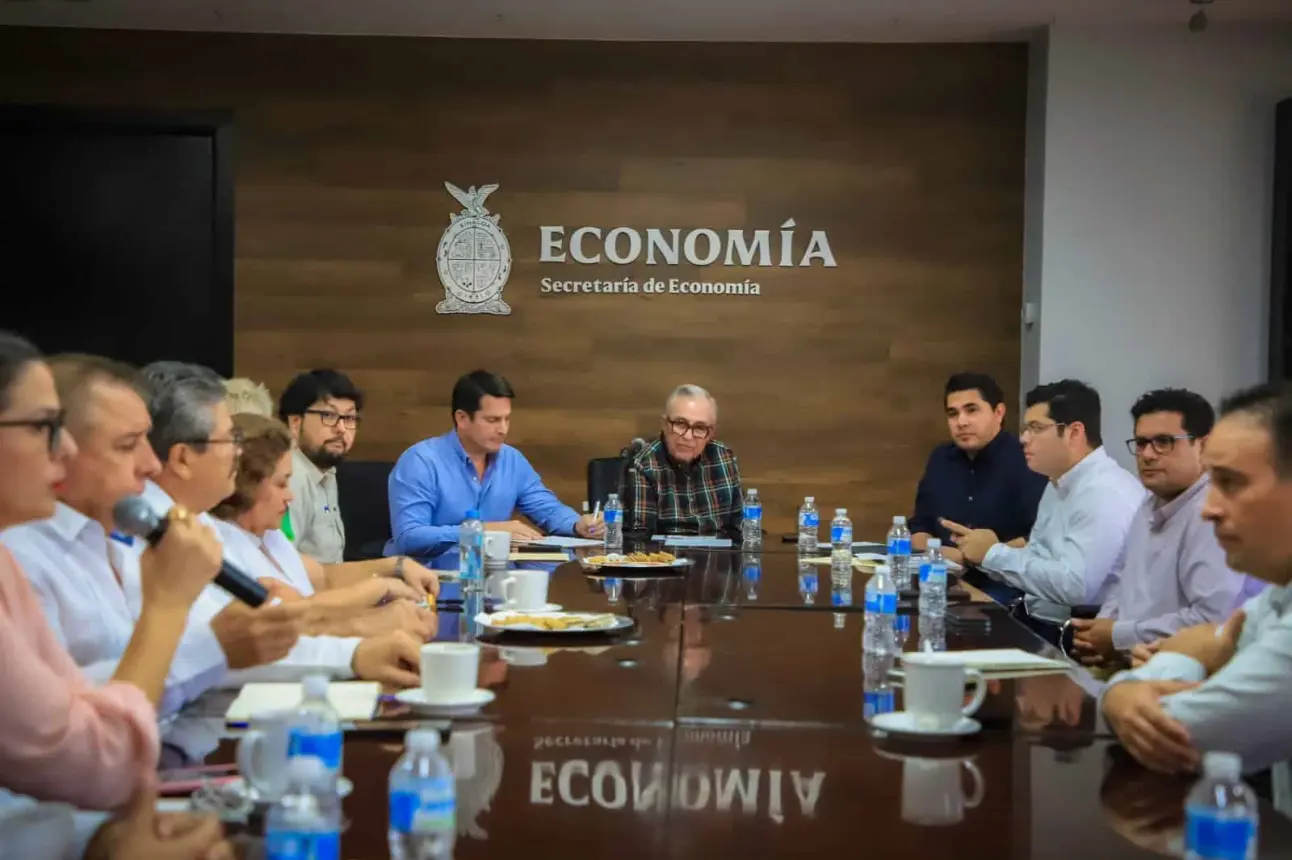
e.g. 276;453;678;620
501;602;562;612
868;711;981;739
395;687;496;714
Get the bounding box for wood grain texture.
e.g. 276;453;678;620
0;30;1028;536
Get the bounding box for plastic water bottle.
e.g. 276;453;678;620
741;552;761;601
742;488;763;549
918;613;946;652
603;493;624;553
830;508;853;560
459;509;484;594
265;756;342;860
887;515;912;590
797;560;818;605
862;650;896;720
1185;752;1258;860
288;675;343;789
797;496;820;554
918;538;948;619
389;729;456;860
863;563;897;655
893;612;910;652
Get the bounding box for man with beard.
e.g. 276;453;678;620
278;370;362;564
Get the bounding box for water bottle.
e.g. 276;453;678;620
603;493;624;553
862;650;896;720
742;488;763;549
830;508;853;561
918;538;948;619
741;552;761;601
893;613;911;652
797;560;818;606
797;496;820;554
459;509;484;595
288;675;343;789
389;729;456;860
265;756;342;860
1185;752;1258;860
863;563;897;656
830;572;853;609
887;515;912;590
918;613;946;652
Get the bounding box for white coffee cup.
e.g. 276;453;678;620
900;652;988;731
420;642;481;702
501;569;549;610
901;757;984;825
483;531;510;563
235;710;293;800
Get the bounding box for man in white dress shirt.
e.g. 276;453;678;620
944;379;1145;626
0;355;303;715
1101;382;1292;781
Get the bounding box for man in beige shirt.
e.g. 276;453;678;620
278;370;362;563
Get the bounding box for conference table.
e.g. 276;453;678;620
163;542;1292;859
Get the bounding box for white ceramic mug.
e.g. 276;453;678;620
234;711;293;800
900;652;987;731
483;531;510;563
501;569;549;610
420;642;481;702
901;758;985;825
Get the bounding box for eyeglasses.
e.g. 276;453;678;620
1020;421;1066;438
305;409;361;429
176;428;245;449
0;409;65;454
1126;434;1192;456
666;417;713;440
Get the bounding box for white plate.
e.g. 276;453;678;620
501;602;562;612
474;610;634;634
869;711;981;739
395;687;496;714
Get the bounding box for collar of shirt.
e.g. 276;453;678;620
48;500;101;544
1147;473;1211;531
643;433;715;474
292;446;333;488
447;429;497;473
952;428;1015;465
1055;445;1112;498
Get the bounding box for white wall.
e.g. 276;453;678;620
1025;24;1292;468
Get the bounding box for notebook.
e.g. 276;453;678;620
891;648;1070;678
509;552;570;562
224;681;381;724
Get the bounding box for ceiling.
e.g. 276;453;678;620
1;0;1290;42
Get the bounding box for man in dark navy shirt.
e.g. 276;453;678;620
909;372;1047;564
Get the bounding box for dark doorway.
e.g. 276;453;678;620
0;105;233;375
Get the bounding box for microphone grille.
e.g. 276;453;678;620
112;495;163;538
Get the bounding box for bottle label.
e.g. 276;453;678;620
603;508;621;524
744;505;762;520
919;563;947;584
864;591;898;614
831;525;852;544
864;690;895;719
265;830;341;860
799;512;819;529
895;614;910;633
288;729;343;770
1186;809;1256;860
888;537;912;556
390;780;457;834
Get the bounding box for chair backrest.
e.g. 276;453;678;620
586;456;626;510
335;459;395;561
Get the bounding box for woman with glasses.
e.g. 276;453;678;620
0;331;229;816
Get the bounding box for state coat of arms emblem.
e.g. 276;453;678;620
435;181;512;315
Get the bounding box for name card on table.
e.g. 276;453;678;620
653;536;734;549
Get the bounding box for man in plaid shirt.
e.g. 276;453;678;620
626;384;744;537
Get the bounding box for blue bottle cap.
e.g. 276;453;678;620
466;509;480;519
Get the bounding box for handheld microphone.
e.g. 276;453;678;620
113;495;270;608
620;437;647;459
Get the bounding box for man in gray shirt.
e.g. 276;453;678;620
1070;389;1260;666
1100;382;1292;778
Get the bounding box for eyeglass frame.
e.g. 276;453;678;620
1125;434;1193;457
304;408;362;429
663;415;714;440
173;427;246;449
0;409;66;455
1020;420;1068;438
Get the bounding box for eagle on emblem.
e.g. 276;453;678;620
445;182;501;222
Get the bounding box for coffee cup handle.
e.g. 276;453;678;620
501;576;517;605
961;668;987;717
961;760;985;809
236;730;268;793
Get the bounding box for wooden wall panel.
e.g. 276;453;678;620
0;30;1028;536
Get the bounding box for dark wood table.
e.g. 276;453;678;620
168;551;1292;858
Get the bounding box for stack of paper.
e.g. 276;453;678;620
654;536;733;548
508;551;570;562
224;681;381;724
891;649;1071;680
522;536;603;548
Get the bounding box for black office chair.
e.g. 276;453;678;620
335;459;395;561
586;456;626;510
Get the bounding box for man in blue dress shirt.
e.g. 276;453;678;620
908;372;1048;564
385;370;602;565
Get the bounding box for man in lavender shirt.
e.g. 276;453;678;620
1069;389;1261;667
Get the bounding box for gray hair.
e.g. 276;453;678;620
665;383;718;419
141;361;227;462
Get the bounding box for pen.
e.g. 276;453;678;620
592;501;602;522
